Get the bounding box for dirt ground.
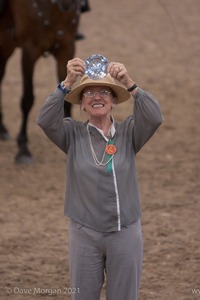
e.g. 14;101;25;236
0;0;200;299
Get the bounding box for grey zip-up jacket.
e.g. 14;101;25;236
37;87;163;232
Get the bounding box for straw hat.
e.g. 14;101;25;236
66;74;131;104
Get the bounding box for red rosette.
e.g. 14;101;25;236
105;144;117;155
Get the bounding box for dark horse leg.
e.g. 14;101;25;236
0;58;9;140
53;43;76;118
0;46;15;140
15;47;38;164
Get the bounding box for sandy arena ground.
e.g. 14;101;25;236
0;0;200;299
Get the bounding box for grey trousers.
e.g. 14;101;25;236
68;219;143;300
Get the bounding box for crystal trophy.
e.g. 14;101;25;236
85;54;109;80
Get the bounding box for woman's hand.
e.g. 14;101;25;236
62;58;85;88
108;62;137;92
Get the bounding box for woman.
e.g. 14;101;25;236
37;57;163;300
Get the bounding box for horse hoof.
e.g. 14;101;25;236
15;151;34;164
0;129;10;141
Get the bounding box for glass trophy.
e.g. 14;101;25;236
85;54;109;80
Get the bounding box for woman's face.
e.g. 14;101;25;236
81;86;116;118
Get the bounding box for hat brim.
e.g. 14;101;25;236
65;76;131;104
